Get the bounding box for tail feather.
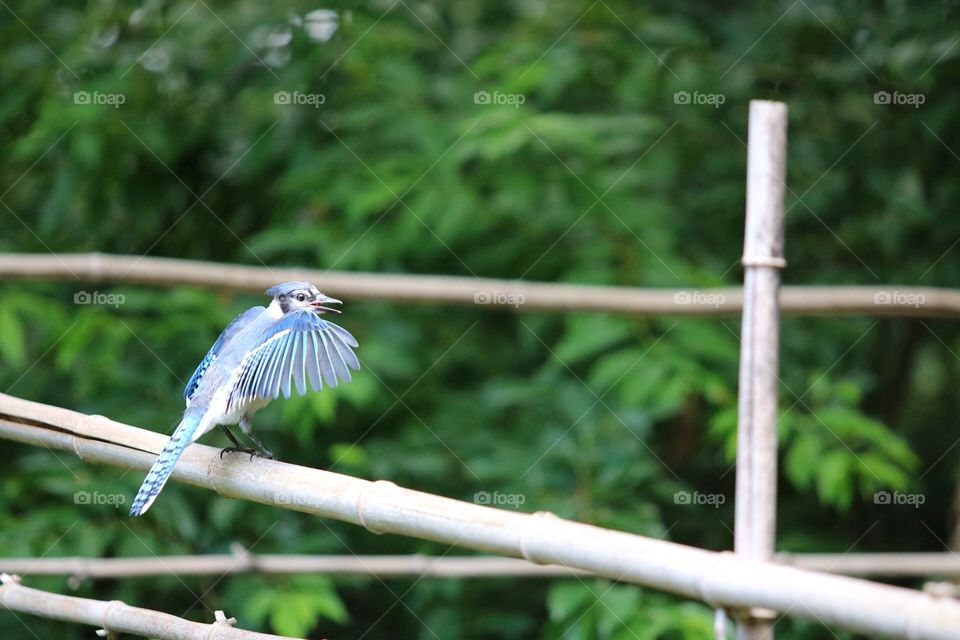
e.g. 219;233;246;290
129;410;205;516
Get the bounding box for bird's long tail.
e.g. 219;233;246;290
130;409;205;516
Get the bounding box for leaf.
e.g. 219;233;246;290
555;314;635;364
547;581;596;622
270;593;319;637
784;432;822;490
0;306;25;367
55;315;99;370
816;450;853;509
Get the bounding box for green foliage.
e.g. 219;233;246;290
2;1;960;638
229;576;349;637
546;581;719;640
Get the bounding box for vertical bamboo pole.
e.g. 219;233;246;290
734;100;788;640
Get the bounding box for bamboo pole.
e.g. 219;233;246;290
3;553;960;580
0;554;583;579
777;553;960;577
734;100;788;640
1;394;959;639
0;252;952;316
0;573;292;640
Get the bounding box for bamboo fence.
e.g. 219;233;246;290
1;392;960;639
2;96;955;640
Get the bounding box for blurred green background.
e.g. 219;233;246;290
2;1;959;638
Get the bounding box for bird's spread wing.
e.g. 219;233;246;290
184;306;264;402
227;309;360;411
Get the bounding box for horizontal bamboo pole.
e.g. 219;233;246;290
778;553;960;578
1;394;959;638
3;552;959;580
0;573;292;640
0;252;955;316
0;553;583;579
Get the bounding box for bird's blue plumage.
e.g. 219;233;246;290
129;409;205;516
227;310;359;413
130;282;359;516
183;307;263;402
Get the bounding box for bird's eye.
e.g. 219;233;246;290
296;293;307;302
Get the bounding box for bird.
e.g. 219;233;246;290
129;281;360;516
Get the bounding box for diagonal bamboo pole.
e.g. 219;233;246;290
734;100;788;640
0;252;955;316
1;392;959;639
0;573;292;640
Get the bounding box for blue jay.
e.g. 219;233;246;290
130;282;360;516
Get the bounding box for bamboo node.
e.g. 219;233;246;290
699;550;733;609
214;610;238;625
88;252;105;281
204;610;238;640
519;511;560;564
73;416;102;461
98;599;125;638
741;255;786;269
356;480;399;534
923;582;960;598
229;543;256;571
204;609;237;640
412;553;431;575
206;450;225;496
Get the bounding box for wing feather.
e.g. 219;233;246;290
227;311;360;409
306;332;323;392
273;332;293;398
327;323;359;348
316;330;338;388
326;331;352;382
280;332;297;398
293;333;308;396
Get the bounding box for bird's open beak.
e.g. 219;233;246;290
310;295;342;314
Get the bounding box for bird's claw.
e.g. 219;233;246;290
220;446;257;460
219;446;276;461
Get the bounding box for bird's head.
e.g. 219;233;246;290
265;281;342;314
